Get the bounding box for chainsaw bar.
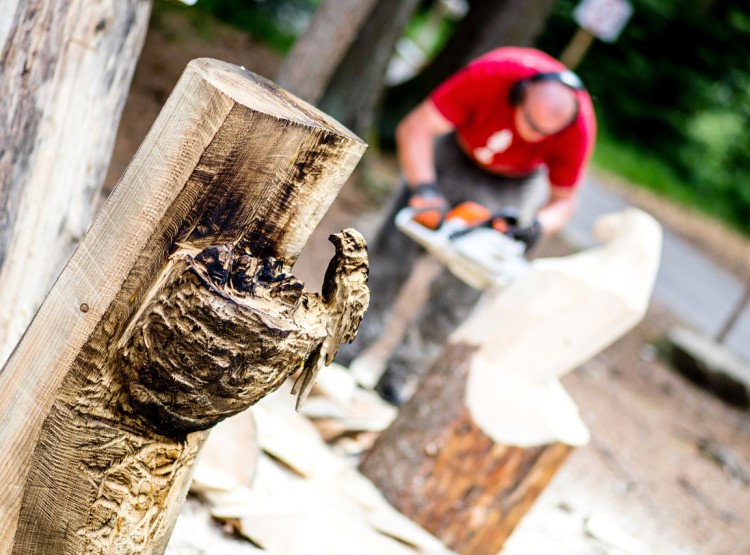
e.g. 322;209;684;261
395;207;529;291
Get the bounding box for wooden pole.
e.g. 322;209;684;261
0;0;152;367
0;58;368;554
716;283;750;344
361;209;662;554
560;26;595;69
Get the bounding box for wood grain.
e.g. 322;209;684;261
0;0;151;366
0;58;367;554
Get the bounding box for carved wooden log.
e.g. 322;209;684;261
0;58;368;554
360;209;663;554
360;343;573;554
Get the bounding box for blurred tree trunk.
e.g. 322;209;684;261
0;0;152;366
276;0;379;104
318;0;422;139
427;0;560;85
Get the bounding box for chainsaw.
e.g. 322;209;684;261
395;201;530;291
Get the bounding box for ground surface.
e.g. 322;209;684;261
107;10;750;554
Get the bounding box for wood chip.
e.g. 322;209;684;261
252;404;343;479
584;514;644;554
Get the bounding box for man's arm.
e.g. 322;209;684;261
537;185;579;236
395;100;455;188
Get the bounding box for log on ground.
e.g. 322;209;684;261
361;209;663;554
360;342;573;554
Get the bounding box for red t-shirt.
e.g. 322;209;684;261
430;47;596;188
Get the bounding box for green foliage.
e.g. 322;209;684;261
538;0;750;234
593;128;693;204
403;8;457;60
154;1;223;42
185;0;318;52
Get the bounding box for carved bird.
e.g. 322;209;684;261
292;228;369;409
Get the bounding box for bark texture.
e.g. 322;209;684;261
0;0;152;366
276;0;379;104
360;342;573;554
0;58;368;554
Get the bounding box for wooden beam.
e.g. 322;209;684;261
361;209;662;554
0;58;367;554
0;0;152;367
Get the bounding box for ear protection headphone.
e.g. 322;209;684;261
508;70;585;134
508;70;586;106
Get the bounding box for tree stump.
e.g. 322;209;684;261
0;58;368;555
360;342;573;554
361;209;663;554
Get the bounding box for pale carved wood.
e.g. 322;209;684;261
361;209;662;554
0;0;152;367
0;58;368;554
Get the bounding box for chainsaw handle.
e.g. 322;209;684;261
408;182;448;230
448;220;492;239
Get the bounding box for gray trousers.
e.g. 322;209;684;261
337;136;547;403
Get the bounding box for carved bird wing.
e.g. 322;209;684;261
293;228;369;409
321;228;370;363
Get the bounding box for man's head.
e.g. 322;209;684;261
510;71;584;141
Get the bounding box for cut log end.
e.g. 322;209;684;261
188;58;366;146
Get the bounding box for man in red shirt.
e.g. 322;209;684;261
339;47;596;404
403;46;595;245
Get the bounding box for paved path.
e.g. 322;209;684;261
564;175;750;363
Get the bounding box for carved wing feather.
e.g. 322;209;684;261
293;229;369;409
322;228;369;364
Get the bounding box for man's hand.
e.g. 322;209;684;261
491;207;543;252
409;182;449;230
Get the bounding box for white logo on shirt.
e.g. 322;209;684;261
473;129;513;165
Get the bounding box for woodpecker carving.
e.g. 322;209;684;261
292;228;370;408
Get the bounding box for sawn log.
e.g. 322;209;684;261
361;209;662;554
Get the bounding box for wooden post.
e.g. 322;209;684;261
360;209;662;554
0;0;152;366
0;58;368;554
560;26;596;69
716;283;750;344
